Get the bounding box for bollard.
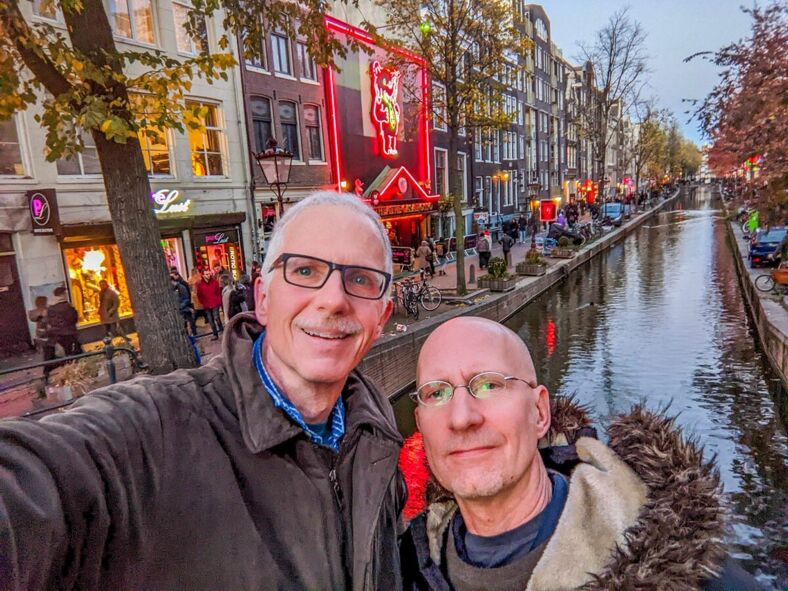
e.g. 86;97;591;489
102;337;117;384
469;264;476;284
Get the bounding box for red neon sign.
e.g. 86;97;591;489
370;61;401;157
540;199;557;222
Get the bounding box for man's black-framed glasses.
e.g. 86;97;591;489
411;371;537;407
270;253;391;300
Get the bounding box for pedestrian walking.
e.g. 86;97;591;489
241;273;256;312
221;274;246;323
46;286;82;357
517;214;528;244
500;231;515;267
172;275;197;336
98;280;131;345
477;232;491;269
250;260;261;285
27;296;55;379
188;267;208;326
196;268;223;340
415;240;433;277
434;238;448;276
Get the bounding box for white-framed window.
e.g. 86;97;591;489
56;131;102;176
475;176;484;208
484;176;492;210
458;109;466;137
303;104;324;162
32;0;61;21
0;117;27;177
138;127;172;176
242;26;267;70
434;147;448;195
172;1;208;55
249;96;273;153
493;131;500;163
271;32;292;76
297;42;317;82
278;100;301;160
535;18;547;40
433;83;447;131
186;100;227;177
484;132;492;162
457;151;467;202
110;0;155;44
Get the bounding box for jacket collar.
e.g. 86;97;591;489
220;313;402;454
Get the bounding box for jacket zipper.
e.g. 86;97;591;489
328;430;360;586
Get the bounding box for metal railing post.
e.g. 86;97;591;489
102;337;117;384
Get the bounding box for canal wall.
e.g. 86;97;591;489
361;189;682;398
726;221;788;392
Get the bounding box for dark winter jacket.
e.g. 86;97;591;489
401;397;762;591
0;313;406;590
173;281;192;313
45;299;79;337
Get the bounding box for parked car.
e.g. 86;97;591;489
600;203;624;227
749;226;786;268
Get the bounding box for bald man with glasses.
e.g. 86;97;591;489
0;191;405;591
400;316;761;591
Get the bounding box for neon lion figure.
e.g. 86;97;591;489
370;60;401;157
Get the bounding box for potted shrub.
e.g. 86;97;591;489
551;236;575;258
46;358;99;403
516;247;548;276
478;256;518;291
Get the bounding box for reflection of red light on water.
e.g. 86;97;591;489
546;319;556;356
398;430;429;519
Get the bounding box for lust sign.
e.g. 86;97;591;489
370;61;401;157
151;189;192;215
27;189;61;235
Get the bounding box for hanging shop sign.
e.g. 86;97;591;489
391;246;413;266
370;60;401;158
151;189;192;215
27;189;61;236
204;232;231;245
374;201;434;217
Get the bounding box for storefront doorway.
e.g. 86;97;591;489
383;216;426;248
192;228;245;280
0;234;32;356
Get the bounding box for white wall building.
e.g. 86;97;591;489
0;0;252;351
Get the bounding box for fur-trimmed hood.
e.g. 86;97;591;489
407;397;728;591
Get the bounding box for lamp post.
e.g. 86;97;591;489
253;138;294;220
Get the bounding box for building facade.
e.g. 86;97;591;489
0;0;251;352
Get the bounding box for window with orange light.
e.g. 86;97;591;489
63;245;133;326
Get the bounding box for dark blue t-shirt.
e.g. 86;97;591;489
452;472;569;568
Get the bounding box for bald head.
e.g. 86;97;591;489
417;317;537;386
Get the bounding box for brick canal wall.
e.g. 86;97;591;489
360;189;682;398
726;221;788;393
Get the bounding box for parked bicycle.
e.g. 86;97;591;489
754;264;788;294
394;276;443;320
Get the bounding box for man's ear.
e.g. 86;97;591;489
535;386;551;440
254;276;268;326
376;298;394;337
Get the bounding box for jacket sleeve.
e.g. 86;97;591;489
0;383;166;590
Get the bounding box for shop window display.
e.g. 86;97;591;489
193;229;243;280
64;245;133;326
161;237;186;276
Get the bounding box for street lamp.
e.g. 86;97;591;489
253;138;293;220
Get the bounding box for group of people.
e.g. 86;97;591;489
414;237;448;276
179;262;261;340
1;191;760;590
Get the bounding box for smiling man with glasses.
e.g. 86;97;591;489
0;191;405;591
400;316;760;591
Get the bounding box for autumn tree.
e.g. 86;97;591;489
629;100;668;198
576;8;648;202
368;0;528;295
689;2;787;221
0;0;349;372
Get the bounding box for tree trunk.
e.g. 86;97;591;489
93;134;198;372
447;129;466;295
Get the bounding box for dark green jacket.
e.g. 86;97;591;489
0;314;405;590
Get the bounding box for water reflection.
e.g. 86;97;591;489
392;187;787;587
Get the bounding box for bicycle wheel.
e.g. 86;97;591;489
574;234;586;248
420;286;442;311
404;292;420;319
754;274;775;292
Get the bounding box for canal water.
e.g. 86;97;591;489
393;185;787;588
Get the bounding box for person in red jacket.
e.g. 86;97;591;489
196;268;223;339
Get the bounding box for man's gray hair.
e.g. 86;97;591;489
261;191;393;291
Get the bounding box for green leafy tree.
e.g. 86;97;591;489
629;100;669;196
0;0;348;372
368;0;529;295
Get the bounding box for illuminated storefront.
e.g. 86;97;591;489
323;17;439;251
192;228;244;280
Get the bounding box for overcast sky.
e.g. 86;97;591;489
541;1;753;145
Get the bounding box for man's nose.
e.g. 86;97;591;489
445;387;484;432
317;270;352;311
